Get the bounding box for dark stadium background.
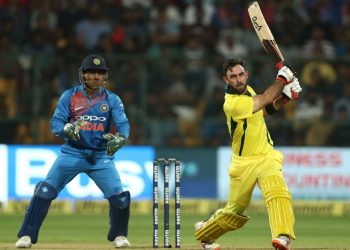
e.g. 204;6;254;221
1;1;350;249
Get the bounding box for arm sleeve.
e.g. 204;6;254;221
224;95;253;120
110;94;130;140
50;90;71;137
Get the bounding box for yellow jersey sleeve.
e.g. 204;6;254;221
224;94;253;120
223;86;273;156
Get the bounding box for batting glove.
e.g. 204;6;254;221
63;119;87;141
103;133;126;156
281;77;302;103
277;65;296;84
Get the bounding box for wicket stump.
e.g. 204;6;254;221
153;158;181;248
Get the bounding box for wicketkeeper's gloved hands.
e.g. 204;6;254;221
281;77;302;103
103;132;126;156
277;65;297;84
63;119;87;141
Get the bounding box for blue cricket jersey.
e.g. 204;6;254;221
51;84;130;157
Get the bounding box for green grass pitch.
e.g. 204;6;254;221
0;213;349;249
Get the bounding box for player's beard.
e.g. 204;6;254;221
231;82;247;94
84;79;103;95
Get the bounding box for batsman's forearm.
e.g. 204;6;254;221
263;79;285;104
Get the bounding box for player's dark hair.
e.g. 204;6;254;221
222;58;246;77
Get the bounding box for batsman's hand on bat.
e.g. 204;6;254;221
276;65;297;84
281;77;302;103
63;119;87;141
103;132;126;156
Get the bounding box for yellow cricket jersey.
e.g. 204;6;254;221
223;85;273;156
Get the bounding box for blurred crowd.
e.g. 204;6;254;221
1;0;350;147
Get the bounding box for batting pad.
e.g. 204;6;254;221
258;175;295;239
195;212;249;242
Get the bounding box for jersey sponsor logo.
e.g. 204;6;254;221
75;115;106;122
75;115;106;131
81;122;105;131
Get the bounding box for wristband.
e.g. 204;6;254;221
265;103;278;115
280;93;290;104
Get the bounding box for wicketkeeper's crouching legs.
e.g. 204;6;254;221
107;191;131;241
17;181;58;244
258;175;295;240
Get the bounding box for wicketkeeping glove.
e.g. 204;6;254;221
281;77;302;103
63;119;87;141
277;65;296;84
103;133;126;156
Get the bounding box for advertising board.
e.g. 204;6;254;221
217;147;350;200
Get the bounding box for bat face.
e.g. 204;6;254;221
248;1;284;68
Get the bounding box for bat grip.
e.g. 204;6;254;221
276;61;284;69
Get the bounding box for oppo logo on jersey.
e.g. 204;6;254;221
75;115;106;131
76;115;106;122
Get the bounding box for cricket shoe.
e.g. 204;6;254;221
272;235;290;250
113;236;131;248
200;241;220;250
15;235;32;248
195;221;220;250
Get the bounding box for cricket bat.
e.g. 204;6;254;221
248;1;284;69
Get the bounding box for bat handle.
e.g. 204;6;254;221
276;61;284;69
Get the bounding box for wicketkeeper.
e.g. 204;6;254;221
195;59;302;250
15;55;131;249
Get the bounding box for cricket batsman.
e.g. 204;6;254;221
15;55;131;248
194;58;302;250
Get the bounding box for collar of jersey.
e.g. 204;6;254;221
225;85;251;96
81;84;103;98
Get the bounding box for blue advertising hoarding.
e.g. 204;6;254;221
156;148;217;198
2;145;155;201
